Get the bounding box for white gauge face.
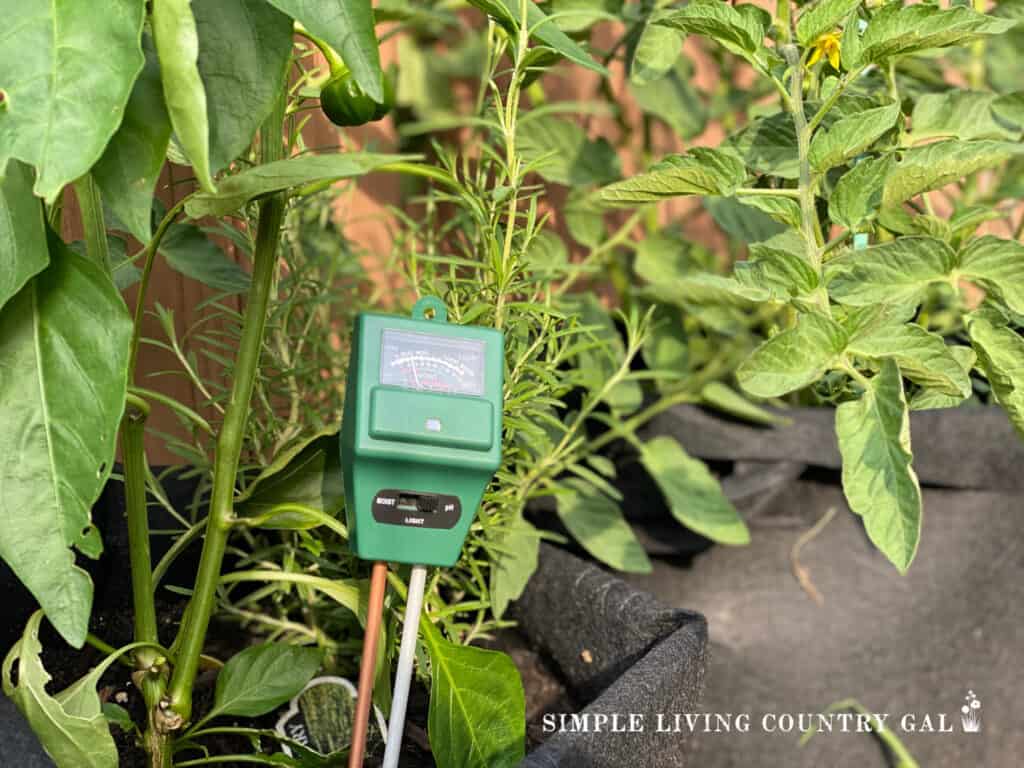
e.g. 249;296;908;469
380;330;486;396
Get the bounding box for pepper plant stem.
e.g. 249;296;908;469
73;174;109;268
165;99;286;724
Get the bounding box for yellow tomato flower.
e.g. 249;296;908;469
808;32;842;70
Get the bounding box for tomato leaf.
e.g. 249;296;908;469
829;154;893;232
655;0;768;59
517;115;620;186
421;620;525;768
598;148;747;205
826;236;958;307
0;160;48;311
640;436;750;545
956;236;1024;316
881;140;1023;208
0;234;132;647
796;0;862;47
0;1;145;201
152;0;217;193
809;102;901;173
836;360;922;574
911;91;1023;143
968;316;1024;438
847;323;972;398
737;313;848;398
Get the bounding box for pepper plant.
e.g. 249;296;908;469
594;0;1024;573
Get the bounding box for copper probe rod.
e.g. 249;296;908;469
349;560;389;768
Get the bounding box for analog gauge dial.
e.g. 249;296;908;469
380;330;486;396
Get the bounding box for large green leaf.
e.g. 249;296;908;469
640;436;749;544
92;43;171;245
2;612;120;767
655;0;768;59
213;643;323;719
555;480;651;573
194;0;294;175
159;222;251;293
598;148;746;205
737;313;848;398
185;152;417;216
835;360;922;573
857;3;1016;65
796;0;862;46
0;0;145;201
629;14;684;86
735;231;818;302
421;620;525;768
968;316;1024;437
726;112;799;180
236;430;345;522
0;160;48;311
267;1;383;100
0;235;131;647
152;0;216;193
705;197;786;244
882;140;1022;208
809;103;901;173
826;237;957;307
489;520;540;619
847;323;972;397
910;91;1023;143
466;0;606;75
517;116;620;186
956;236;1024;316
829;154;893;232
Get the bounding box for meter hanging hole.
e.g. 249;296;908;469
411;295;448;323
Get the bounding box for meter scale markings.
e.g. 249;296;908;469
380;329;485;396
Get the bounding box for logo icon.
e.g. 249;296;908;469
961;690;981;733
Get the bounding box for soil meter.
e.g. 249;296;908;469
340;296;503;768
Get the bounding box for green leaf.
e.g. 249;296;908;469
564;191;606;248
214;643;323;718
655;0;767;59
829;154;893;232
0;1;145;201
185;152;416;217
268;0;383;100
517;116;620;186
968;316;1024;437
882;140;1022;208
490;520;540;619
700;381;786;426
159;222;250;293
70;236;141;292
548;0;622;33
835;360;922;573
236;430;344;520
640;436;749;544
857;3;1016;65
705;197;786;244
91;43;171;246
956;236;1024;316
421;620;525;768
911;91;1023;143
102;703;135;732
564;293;641;413
796;0;862;46
2;612;120;767
194;0;294;175
734;194;803;230
0;160;48;311
809;103;901;173
555;480;650;573
0;235;131;647
630;58;707;140
827;236;957;307
153;0;217;193
629;15;684;86
598;148;746;205
727;112;799;180
847;323;972;397
736;231;818;301
466;0;606;75
738;313;847;398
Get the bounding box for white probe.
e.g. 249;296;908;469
382;564;428;768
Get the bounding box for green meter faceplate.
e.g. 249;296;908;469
340;298;503;566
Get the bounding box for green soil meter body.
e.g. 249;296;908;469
340;297;503;566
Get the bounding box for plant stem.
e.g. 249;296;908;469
73;174;109;268
165;98;286;725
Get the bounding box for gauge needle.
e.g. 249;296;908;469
411;356;422;388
